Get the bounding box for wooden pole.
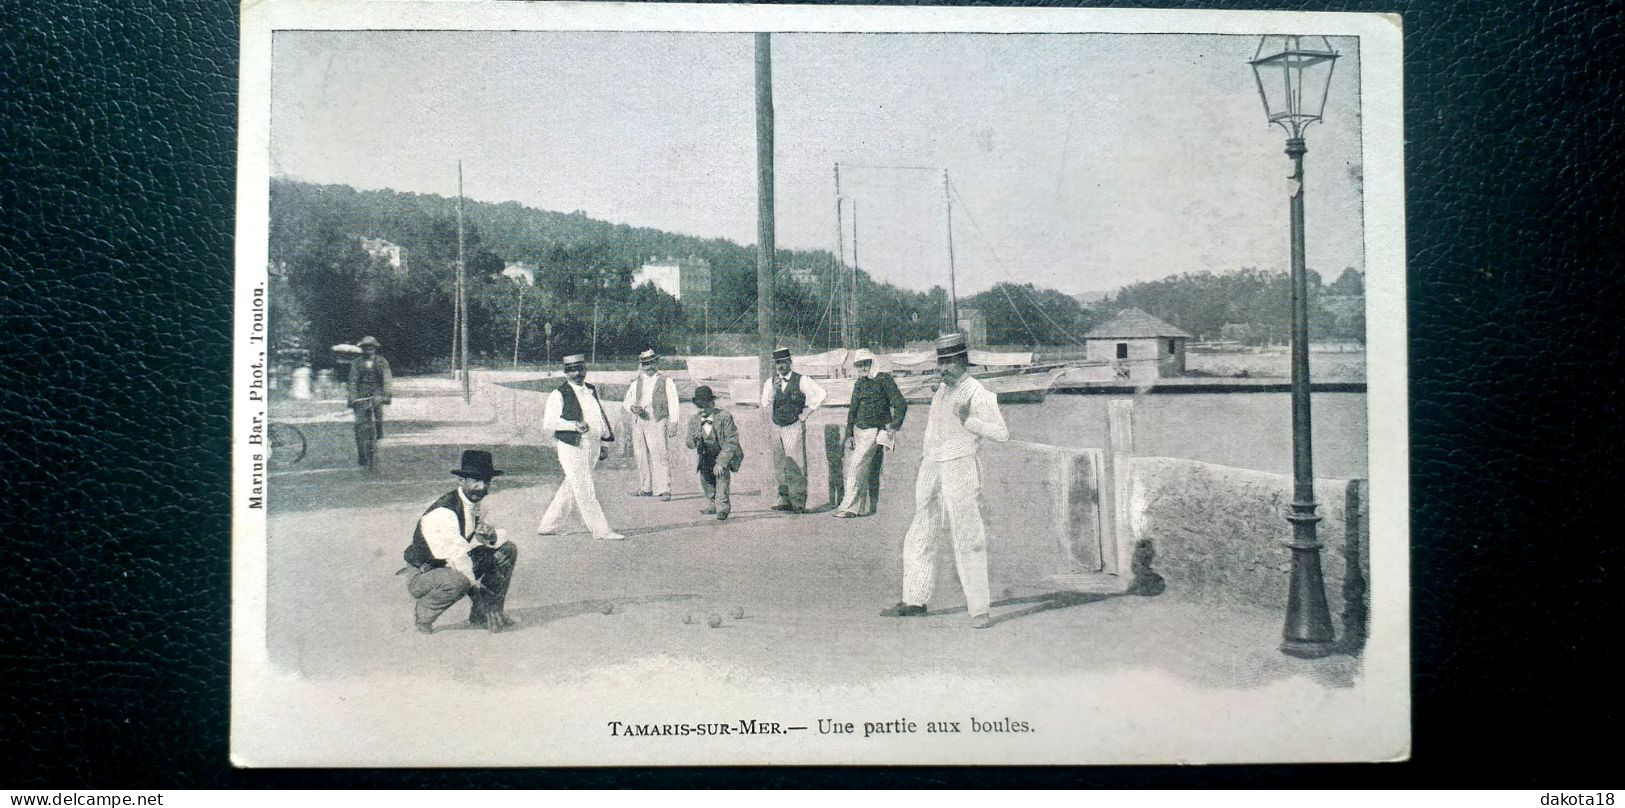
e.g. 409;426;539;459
754;33;776;382
944;169;959;334
511;281;524;368
457;161;470;403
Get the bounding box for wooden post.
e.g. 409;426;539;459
1104;399;1136;576
754;33;776;383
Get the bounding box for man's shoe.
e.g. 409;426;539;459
716;511;729;521
971;614;994;629
536;527;559;536
415;623;435;634
879;603;927;617
598;532;628;541
833;511;856;518
769;502;793;512
700;505;717;515
631;490;652;497
486;613;514;633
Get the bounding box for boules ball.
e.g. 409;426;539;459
682;614;694;625
600;603;615;615
730;606;745;620
707;614;723;629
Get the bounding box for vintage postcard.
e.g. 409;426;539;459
233;2;1408;766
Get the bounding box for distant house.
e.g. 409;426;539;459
359;237;404;271
956;308;988;347
1083;308;1192;378
786;266;821;286
501;261;536;286
634;256;712;325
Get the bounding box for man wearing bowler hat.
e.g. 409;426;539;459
685;385;743;521
347;336;392;466
402;450;518;634
758;346;827;513
880;333;1009;629
536;354;625;540
622;348;680;501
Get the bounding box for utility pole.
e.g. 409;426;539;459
754;33;776;382
944;169;959;334
457;161;470;403
591;296;600;364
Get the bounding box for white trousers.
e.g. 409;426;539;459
631;417;672;495
770;421;809;507
901;453;991;618
836;427;881;515
537;438;616;538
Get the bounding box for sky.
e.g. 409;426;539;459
270;31;1363;297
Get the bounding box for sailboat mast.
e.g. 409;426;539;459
833;162;847;348
944;169;959;333
850;197;860;347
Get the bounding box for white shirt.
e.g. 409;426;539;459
759;372;828;418
543;382;610;438
417;487;481;582
623;371;679;421
922;374;1009;461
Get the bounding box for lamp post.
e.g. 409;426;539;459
1250;35;1340;659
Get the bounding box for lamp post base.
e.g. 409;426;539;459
1280;638;1338;659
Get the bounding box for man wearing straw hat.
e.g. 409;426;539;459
880;333;1008;629
758;346;826;513
536;354;625;540
402;450;518;634
622;348;680;501
834;348;907;518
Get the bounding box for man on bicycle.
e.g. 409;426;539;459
347;335;393;467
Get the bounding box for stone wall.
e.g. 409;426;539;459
1129;456;1369;652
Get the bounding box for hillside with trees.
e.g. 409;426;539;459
1104;267;1365;345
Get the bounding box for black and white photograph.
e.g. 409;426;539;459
232;2;1408;767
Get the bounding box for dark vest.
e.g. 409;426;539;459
771;372;806;427
403;490;467;568
556;381;614;446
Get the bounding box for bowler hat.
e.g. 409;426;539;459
358;336;381;349
638;349;659;365
451;449;504;480
693;385;717;405
771;346;792;362
934;333;969;359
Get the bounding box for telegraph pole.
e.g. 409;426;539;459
834;163;846;348
754;33;776;382
457;161;470;403
944;169;959;334
850;198;860;347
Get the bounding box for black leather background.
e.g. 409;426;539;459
3;0;1620;788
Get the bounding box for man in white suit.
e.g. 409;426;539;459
536;354;625;541
880;333;1008;629
623;348;680;501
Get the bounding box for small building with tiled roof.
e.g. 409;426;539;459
1083;308;1192;378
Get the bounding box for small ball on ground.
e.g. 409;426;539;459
682;614;694;625
730;606;745;620
600;603;615;615
707;614;723;628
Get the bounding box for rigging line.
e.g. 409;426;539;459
944;181;1043;346
948;179;1083;347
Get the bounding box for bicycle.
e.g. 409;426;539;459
267;421;307;469
351;396;385;472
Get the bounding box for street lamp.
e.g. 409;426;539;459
1250;34;1340;659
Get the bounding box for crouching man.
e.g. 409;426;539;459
403;450;519;634
685;385;743;521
